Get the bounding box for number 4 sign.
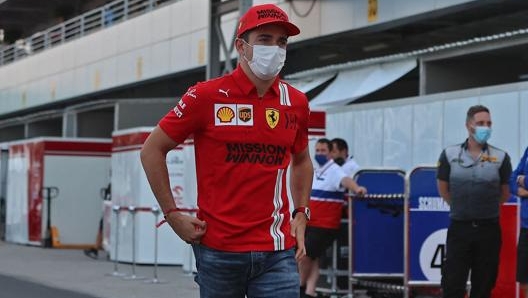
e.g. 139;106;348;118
419;228;448;281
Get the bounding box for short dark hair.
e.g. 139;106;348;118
316;138;332;151
466;105;489;123
240;32;250;42
330;138;348;152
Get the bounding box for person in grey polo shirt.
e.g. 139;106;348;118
436;104;512;298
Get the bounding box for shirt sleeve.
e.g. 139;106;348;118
436;149;450;182
158;83;208;144
509;147;528;195
499;152;513;185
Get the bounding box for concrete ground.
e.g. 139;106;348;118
0;241;199;298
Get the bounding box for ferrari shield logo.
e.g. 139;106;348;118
265;108;279;129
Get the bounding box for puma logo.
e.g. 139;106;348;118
219;89;229;97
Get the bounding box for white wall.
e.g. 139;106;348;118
326;81;528;171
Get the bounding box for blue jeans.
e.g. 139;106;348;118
192;245;299;298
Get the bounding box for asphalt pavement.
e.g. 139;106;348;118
0;241;199;298
0;274;101;298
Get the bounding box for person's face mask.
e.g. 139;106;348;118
334;157;345;166
241;40;286;80
472;126;492;144
314;154;328;166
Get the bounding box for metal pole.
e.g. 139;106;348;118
106;205;125;277
331;240;338;294
403;172;411;298
124;206;145;280
153;208;159;280
348;194;354;298
145;206;166;284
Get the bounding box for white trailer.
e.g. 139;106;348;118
4;137;111;247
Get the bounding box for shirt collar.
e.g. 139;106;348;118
231;65;280;97
461;138;489;152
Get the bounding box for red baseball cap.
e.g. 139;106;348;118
237;4;300;38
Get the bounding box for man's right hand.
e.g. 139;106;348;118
166;212;207;245
290;214;307;261
355;186;367;196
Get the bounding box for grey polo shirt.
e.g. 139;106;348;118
437;140;512;220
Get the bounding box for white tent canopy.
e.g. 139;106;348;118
287;73;335;93
309;59;417;108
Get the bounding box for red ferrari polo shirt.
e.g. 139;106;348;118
159;65;309;252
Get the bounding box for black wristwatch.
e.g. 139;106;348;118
292;207;310;221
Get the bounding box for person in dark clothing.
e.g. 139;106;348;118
436;105;512;298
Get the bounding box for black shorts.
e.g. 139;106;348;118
518;227;528;283
305;226;339;259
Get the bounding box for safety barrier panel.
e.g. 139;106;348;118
347;168;406;296
404;165;449;298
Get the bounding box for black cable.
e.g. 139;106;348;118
289;0;317;18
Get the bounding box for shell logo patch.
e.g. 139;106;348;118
217;106;235;123
215;104;253;126
265;108;279;129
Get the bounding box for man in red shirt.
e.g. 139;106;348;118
141;4;313;298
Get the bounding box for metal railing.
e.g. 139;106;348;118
0;0;177;66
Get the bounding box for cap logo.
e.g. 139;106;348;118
256;9;287;21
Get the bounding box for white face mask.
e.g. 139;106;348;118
242;41;286;80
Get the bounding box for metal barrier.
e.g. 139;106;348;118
106;205;160;281
0;0;177;66
106;204;198;283
311;165;519;298
403;165;521;298
347;168;406;297
404;165;447;298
